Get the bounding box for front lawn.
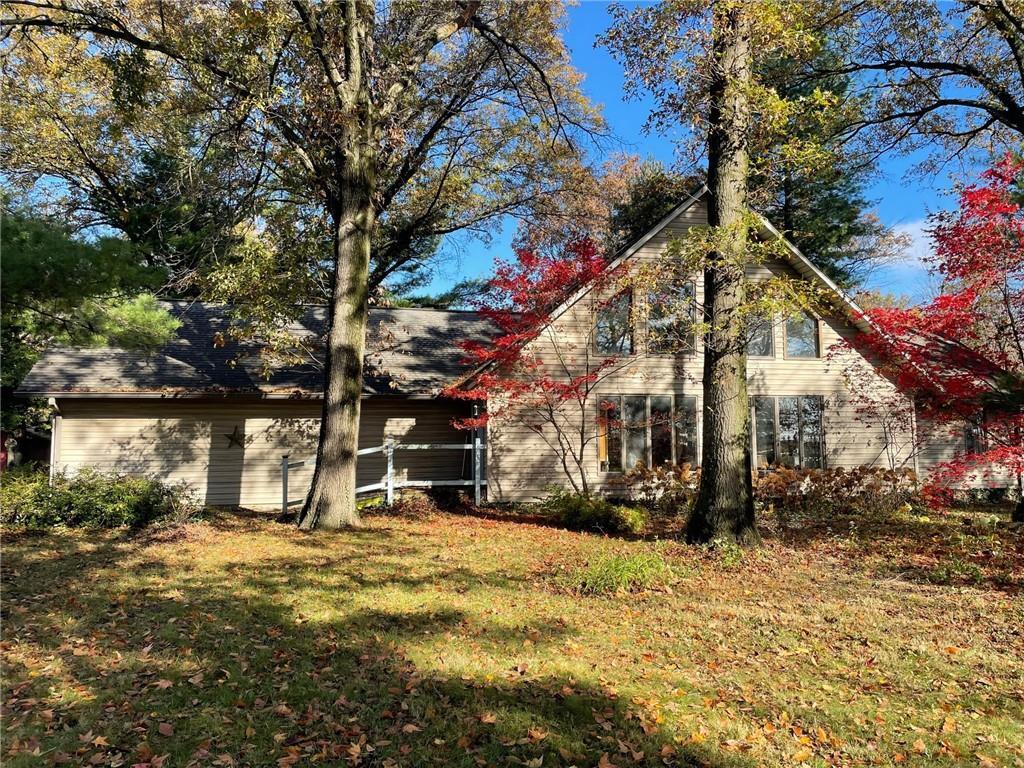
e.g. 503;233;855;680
2;507;1022;767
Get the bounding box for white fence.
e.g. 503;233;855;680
281;432;485;515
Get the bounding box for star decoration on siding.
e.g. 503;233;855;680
224;425;245;449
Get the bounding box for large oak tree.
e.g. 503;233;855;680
2;1;601;529
602;0;831;544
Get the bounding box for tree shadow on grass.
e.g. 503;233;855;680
1;523;758;768
756;506;1023;593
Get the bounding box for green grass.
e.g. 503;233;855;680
2;507;1022;767
565;550;674;595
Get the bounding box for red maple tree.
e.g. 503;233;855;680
855;155;1024;516
444;237;631;495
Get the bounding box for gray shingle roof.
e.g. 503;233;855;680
18;302;496;397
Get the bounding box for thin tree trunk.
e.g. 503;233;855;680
687;3;759;546
297;0;375;530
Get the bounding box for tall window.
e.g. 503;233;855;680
598;398;623;472
597;394;698;472
623;395;647;470
648;281;696;354
595;291;633;354
674;396;699;465
965;419;986;455
785;313;820;358
753;395;777;467
752;395;824;469
747;316;774;357
650;396;674;465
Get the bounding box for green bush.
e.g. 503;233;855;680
539;489;648;535
567;550;673;595
0;464;41;521
0;467;200;529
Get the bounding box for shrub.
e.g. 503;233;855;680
754;466;919;525
0;468;200;529
567;550;673;595
0;464;43;522
539;489;649;535
616;463;699;517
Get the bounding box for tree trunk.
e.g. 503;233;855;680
297;190;374;530
687;3;758;546
297;0;375;531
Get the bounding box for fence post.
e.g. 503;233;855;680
281;454;289;517
385;439;395;506
472;405;482;506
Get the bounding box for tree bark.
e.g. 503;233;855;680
297;190;374;530
297;0;375;530
687;3;759;546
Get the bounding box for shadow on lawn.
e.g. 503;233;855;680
1;524;757;768
757;507;1023;592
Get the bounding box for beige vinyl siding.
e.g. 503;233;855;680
915;418;1015;490
54;397;473;509
485;198;983;502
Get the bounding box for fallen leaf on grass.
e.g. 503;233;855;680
157;722;174;737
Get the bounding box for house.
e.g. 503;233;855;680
18;305;494;508
461;188;1009;500
18;189;1003;508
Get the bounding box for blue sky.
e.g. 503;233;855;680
427;2;975;303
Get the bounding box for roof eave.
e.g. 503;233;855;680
752;215;876;336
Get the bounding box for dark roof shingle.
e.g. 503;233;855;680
18;302;495;397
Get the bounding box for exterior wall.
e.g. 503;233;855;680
53;397;474;509
485;199;981;502
916;417;1015;491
